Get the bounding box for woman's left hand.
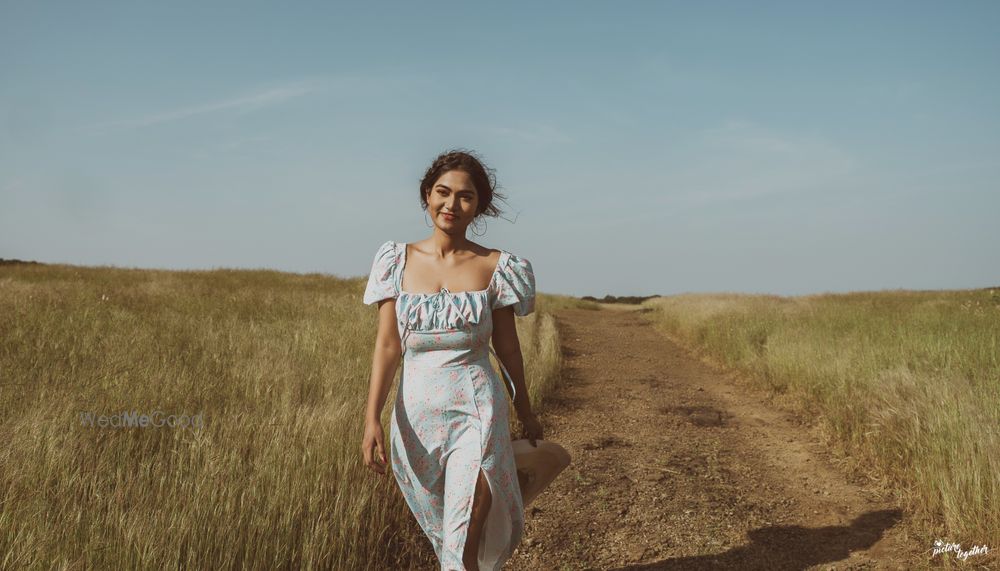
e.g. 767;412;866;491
519;412;543;446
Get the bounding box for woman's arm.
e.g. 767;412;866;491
490;305;534;419
365;299;403;424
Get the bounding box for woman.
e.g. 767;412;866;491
360;149;544;570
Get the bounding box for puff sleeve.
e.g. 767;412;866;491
362;240;400;305
491;252;536;316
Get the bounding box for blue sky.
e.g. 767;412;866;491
2;1;998;297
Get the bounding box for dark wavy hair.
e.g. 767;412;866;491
419;148;508;219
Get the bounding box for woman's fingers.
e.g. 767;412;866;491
362;436;386;474
372;440;386;474
375;435;388;473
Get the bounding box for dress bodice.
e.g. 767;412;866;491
362;240;536;399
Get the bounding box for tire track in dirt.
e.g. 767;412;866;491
505;306;934;571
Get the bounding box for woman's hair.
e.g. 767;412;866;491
419;148;507;218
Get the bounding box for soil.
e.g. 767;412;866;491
500;305;976;571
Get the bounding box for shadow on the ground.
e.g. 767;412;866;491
610;508;906;571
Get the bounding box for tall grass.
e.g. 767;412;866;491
0;263;566;570
641;289;1000;553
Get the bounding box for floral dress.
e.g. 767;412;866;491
363;240;536;571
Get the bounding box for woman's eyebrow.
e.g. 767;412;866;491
434;184;475;193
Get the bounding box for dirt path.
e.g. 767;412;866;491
504;306;937;571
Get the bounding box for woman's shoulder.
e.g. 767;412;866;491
461;241;503;261
491;245;531;268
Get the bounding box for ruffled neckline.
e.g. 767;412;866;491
394;242;509;332
399;287;489;297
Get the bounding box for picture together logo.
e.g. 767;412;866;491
79;410;205;429
931;539;989;561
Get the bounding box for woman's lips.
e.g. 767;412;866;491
442;213;456;220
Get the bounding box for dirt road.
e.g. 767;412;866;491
504;306;938;571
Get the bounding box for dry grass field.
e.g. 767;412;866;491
3;261;995;568
641;288;1000;554
0;262;570;570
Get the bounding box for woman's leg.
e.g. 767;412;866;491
442;439;493;571
462;468;492;570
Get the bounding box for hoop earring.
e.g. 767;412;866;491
423;209;433;228
471;216;487;237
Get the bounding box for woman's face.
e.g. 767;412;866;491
426;169;479;233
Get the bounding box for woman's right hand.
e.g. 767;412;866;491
361;420;388;476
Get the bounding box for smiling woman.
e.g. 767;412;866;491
359;149;568;571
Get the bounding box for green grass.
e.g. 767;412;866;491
0;262;576;570
640;288;1000;552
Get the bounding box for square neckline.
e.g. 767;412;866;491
397;241;507;296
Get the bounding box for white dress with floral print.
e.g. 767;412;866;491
363;240;536;571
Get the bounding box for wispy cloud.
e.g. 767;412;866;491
189;135;272;160
581;119;863;229
660;119;859;206
214;135;271;152
485;122;575;145
82;79;320;134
